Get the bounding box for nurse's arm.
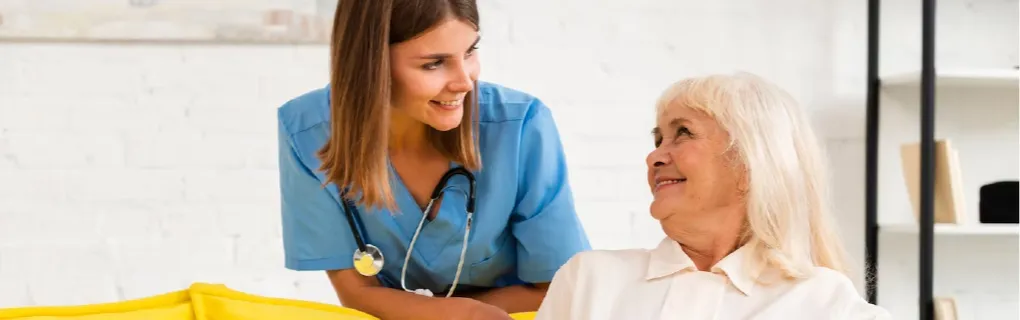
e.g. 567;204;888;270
326;269;511;320
471;98;589;313
461;282;550;313
326;269;450;320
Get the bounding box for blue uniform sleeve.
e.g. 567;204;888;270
512;100;592;284
278;117;356;271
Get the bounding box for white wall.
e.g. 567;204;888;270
0;0;1016;318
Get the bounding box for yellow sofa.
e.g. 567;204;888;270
0;283;536;320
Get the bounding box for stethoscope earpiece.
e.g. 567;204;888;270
352;244;384;277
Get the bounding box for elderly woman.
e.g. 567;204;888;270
534;72;891;320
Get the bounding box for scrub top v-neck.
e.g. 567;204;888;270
277;81;592;294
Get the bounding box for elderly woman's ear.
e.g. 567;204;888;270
723;146;750;198
533;72;892;320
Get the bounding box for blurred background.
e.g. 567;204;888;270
0;0;1017;319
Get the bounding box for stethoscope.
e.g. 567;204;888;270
340;166;476;298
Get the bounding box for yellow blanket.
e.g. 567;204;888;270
0;283;535;320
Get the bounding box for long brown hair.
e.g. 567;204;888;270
317;0;481;211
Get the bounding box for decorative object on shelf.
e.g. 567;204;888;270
979;180;1019;224
900;139;968;224
933;297;958;320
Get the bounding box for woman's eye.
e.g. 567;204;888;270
422;60;443;70
466;46;479;56
676;126;692;137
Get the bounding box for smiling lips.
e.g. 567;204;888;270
430;99;462;110
654;176;687;191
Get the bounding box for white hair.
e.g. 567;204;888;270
655;71;851;281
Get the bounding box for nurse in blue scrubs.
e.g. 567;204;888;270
276;0;590;319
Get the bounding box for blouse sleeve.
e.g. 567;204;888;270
831;274;894;319
534;253;583;320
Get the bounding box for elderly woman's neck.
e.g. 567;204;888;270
677;235;742;271
666;206;746;271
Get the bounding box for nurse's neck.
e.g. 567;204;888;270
388;111;434;156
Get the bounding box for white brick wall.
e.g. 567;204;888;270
1;0;1016;318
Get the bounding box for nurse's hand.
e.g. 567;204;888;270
445;297;514;320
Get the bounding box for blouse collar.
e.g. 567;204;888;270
645;237;759;296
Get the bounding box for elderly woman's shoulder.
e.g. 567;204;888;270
798;267;894;319
572;247;651;265
556;248;653;280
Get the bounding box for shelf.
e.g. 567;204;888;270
881;223;1019;235
881;68;1020;88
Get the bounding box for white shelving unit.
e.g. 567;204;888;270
865;1;1019;319
881;223;1019;236
870;71;1019;319
881;68;1019;88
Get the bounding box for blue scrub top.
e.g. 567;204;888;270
276;81;591;294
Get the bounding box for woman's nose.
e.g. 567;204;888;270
447;65;474;92
646;147;671;168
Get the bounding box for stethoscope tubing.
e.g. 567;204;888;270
341;195;369;253
340;166;477;297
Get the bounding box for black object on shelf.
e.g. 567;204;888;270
979;181;1019;224
864;0;938;318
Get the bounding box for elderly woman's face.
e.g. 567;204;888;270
646;104;743;222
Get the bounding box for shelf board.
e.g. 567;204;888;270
881;68;1020;88
881;223;1019;235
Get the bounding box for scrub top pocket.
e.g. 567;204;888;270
468;233;515;285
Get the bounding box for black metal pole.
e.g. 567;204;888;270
864;0;881;305
919;0;937;317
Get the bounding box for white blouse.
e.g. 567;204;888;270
535;238;892;320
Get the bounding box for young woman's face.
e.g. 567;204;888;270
389;18;481;132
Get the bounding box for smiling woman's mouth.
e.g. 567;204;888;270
430;99;462;110
655;178;687;192
656;178;686;188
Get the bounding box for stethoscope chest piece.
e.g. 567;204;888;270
353;244;384;277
